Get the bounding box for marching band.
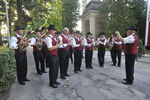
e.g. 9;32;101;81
9;25;139;87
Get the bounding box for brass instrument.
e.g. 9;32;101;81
36;31;48;51
18;31;33;52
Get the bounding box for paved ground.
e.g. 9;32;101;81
6;47;150;100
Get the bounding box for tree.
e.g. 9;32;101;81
99;0;137;37
129;0;147;42
62;0;80;32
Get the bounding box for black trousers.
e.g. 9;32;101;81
85;50;93;68
15;53;27;83
58;49;69;77
33;51;45;73
98;46;105;66
110;48;114;62
47;54;59;84
74;49;82;71
41;46;48;68
113;49;121;66
69;46;74;63
125;54;136;84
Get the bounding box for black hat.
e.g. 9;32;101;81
75;31;80;34
100;32;106;36
14;26;24;31
126;26;137;31
41;27;47;31
56;31;61;35
48;25;57;30
86;32;92;35
35;29;41;32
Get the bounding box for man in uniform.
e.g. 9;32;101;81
96;32;107;68
116;26;139;85
45;25;62;88
9;26;30;85
58;27;72;79
72;31;83;73
83;32;94;69
113;32;122;67
30;29;46;75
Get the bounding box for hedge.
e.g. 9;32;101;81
0;49;16;92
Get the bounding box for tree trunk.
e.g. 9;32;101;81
16;0;23;26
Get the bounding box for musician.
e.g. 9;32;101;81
116;26;139;85
113;32;122;67
96;32;107;68
107;34;115;63
30;29;46;75
9;26;30;85
68;32;74;64
45;25;62;88
58;27;72;79
72;31;83;73
83;32;94;69
41;27;48;68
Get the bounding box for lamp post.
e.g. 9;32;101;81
5;0;10;42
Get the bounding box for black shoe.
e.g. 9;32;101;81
122;82;133;85
86;67;90;69
19;82;26;85
49;84;58;88
64;74;70;77
38;72;42;75
90;66;93;69
99;65;104;67
123;79;127;81
55;81;61;85
118;65;121;67
111;64;116;66
61;76;66;79
78;69;82;72
24;78;30;82
74;70;78;73
41;71;47;73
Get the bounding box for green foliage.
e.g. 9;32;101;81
0;49;16;92
99;0;147;41
62;0;80;32
137;39;145;59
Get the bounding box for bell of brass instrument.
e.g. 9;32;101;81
18;31;33;52
36;31;48;51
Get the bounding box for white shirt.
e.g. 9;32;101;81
58;34;68;48
9;34;22;49
72;36;80;47
45;34;54;48
97;37;107;46
83;37;94;47
123;33;135;44
113;37;122;45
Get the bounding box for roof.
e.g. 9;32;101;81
82;0;100;15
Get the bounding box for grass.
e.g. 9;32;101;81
0;45;8;53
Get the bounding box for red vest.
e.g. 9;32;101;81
124;34;139;54
114;39;122;50
33;38;41;52
47;36;58;56
61;34;70;50
85;38;94;51
14;35;26;54
98;38;106;47
74;37;82;51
